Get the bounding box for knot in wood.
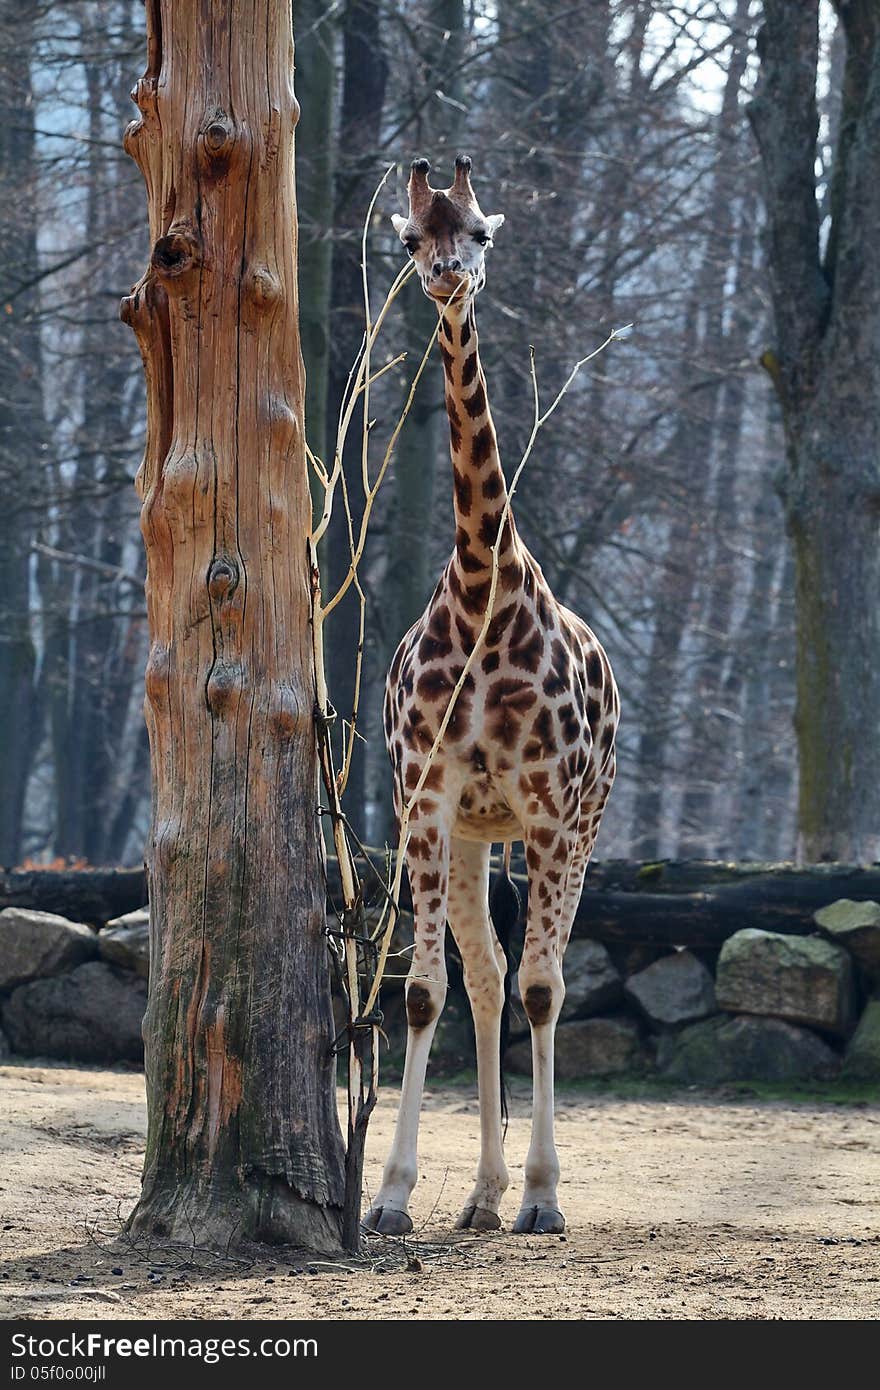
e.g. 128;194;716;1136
206;662;244;715
154;816;183;873
152;225;201;280
268;686;301;740
122;118;143;160
199;111;238;167
266;395;298;447
119;291;138;327
131;77;158;116
144;644;171;708
247;265;283;310
162;450;199;512
207;557;239;602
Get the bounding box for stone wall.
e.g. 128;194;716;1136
1;896;878;1085
506;901;880;1085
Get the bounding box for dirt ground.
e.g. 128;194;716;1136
0;1061;878;1321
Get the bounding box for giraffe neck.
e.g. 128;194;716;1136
438;301;517;579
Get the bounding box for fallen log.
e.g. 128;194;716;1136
331;850;880;948
3;855;880;943
0;867;148;927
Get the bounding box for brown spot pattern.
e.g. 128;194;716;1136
453;467;473;516
464;380;487;419
471;425;494;467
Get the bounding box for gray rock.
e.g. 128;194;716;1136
0;1025;10;1060
507;1016;644;1079
511;941;621;1019
715;929;856;1037
0;907;97;991
624;950;716;1027
1;961;146;1063
99;910;150;979
560;940;622;1020
657;1014;838;1084
606;943;676;979
814;899;880;980
841;1001;880;1081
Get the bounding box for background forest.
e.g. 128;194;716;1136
0;1;870;868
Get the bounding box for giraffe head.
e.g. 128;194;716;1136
391;155;504;306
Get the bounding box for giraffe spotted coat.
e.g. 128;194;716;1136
365;156;619;1238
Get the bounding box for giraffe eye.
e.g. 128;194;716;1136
404;238;419;256
473;231;491;246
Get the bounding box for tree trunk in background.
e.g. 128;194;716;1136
386;0;465;647
750;1;880;861
296;0;337;514
731;397;792;859
0;2;42;866
121;0;345;1250
38;10;150;865
324;0;388;825
676;7;754;854
44;43;138;863
373;0;466;841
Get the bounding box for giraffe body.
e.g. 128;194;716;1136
365;158;618;1237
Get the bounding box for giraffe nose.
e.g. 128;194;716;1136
432;256;462;278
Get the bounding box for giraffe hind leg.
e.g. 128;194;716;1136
511;825;587;1236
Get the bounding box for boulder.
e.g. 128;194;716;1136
841;1001;880;1081
0;907;97;991
509;941;620;1020
624;950;715;1027
657;1014;838;1084
507;1016;644;1079
715;929;855;1037
560;940;622;1020
1;961;146;1063
98;910;150;979
606;943;676;979
814;899;880;980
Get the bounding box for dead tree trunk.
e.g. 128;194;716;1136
120;0;345;1252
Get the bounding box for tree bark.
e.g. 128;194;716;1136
120;0;345;1252
750;1;880;861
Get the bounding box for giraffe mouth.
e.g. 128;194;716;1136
424;271;473;305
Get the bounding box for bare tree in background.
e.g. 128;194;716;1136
0;1;43;866
8;1;867;872
750;0;880;861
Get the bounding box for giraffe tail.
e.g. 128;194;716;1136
489;842;522;1136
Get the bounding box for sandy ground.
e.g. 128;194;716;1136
0;1061;878;1321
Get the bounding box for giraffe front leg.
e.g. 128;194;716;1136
512;826;575;1236
363;824;450;1237
446;838;509;1231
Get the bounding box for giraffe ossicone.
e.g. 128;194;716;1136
363;156;619;1238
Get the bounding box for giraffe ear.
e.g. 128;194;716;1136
391;213;409;238
485;213;505;238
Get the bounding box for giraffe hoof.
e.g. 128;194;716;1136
361;1205;413;1237
512;1205;566;1235
455;1204;502;1232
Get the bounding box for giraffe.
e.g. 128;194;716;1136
363;156;619;1237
